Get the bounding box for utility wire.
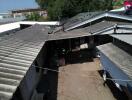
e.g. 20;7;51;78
35;66;132;82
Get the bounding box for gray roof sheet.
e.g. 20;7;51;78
48;28;91;40
78;21;132;35
0;25;49;100
82;21;115;34
64;11;104;30
50;21;132;40
65;12;132;31
97;43;132;79
111;34;132;46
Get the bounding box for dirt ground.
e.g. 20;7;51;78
57;58;125;100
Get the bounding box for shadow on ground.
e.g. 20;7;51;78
66;49;94;64
98;70;129;100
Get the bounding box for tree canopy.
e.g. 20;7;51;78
26;12;40;21
36;0;113;20
112;0;124;6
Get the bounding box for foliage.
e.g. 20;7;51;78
35;0;48;9
26;12;40;21
112;0;124;6
36;0;113;20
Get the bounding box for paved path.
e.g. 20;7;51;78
57;58;116;100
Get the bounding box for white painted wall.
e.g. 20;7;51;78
0;21;60;33
0;22;20;33
19;21;60;26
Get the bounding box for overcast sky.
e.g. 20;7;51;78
0;0;38;13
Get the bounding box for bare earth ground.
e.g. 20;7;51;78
57;58;116;100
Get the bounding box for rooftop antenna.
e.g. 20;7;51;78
114;24;118;34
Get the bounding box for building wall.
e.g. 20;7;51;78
0;16;3;19
12;11;47;18
36;43;48;68
31;43;49;100
17;44;48;100
100;52;132;88
113;38;132;55
94;35;113;46
19;64;40;100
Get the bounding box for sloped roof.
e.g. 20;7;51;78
65;12;132;31
48;28;91;40
49;21;118;40
64;11;104;30
82;21;115;35
0;25;49;100
97;43;132;80
64;20;132;36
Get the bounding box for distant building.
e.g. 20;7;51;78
0;16;3;19
0;13;12;19
0;16;26;25
11;8;47;18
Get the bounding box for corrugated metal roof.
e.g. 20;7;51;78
49;21;115;40
0;25;49;100
48;28;92;40
65;12;132;31
50;21;132;40
83;21;115;35
82;21;132;35
97;43;132;79
111;34;132;45
64;11;104;30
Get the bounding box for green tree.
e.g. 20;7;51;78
35;0;48;9
36;0;113;20
112;0;124;6
26;12;40;21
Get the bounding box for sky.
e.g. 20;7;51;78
0;0;38;13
